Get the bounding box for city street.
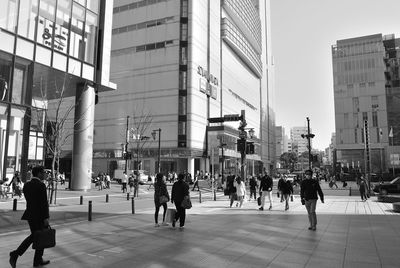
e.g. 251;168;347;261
1;183;399;268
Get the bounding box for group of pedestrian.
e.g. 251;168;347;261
154;173;190;229
95;172;111;190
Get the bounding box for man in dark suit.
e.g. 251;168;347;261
9;166;50;267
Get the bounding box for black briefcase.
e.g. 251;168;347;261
32;226;56;249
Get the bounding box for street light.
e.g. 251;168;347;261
151;128;161;174
301;117;315;170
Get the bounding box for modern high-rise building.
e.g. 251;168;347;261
93;0;276;177
0;0;116;190
290;126;309;155
275;126;287;168
332;33;400;175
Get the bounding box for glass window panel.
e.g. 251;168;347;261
39;0;56;21
87;0;99;13
84;10;98;64
56;0;71;27
37;16;55;49
68;58;81;76
16;38;34;60
53;51;67;71
82;63;94;80
0;0;19;32
37;137;43;146
0;58;12;102
69;3;85;59
75;0;86;6
0;30;15;54
35;45;51;66
36;146;43;160
28;135;37;159
11;67;24;104
17;0;38;40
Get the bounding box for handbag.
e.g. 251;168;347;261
290;195;294;202
159;195;169;203
224;188;230;196
32;226;56;249
181;195;192;209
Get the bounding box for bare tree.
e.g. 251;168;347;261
31;75;91;204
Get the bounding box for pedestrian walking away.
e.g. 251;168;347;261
249;176;258;201
281;176;293;211
226;174;237;208
358;175;368;201
121;172;128;193
154;173;170;227
277;175;285;202
300;169;324;231
171;173;190;228
9;166;51;268
259;174;273;211
191;171;200;191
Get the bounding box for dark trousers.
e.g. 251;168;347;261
154;203;167;224
174;203;186;227
192;181;199;191
15;220;45;264
250;189;257;200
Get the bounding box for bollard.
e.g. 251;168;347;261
214;190;216;201
349;187;352;196
106;194;109;203
131;197;135;214
13;198;17;211
88;201;92;221
199;191;202;203
127;193;130;200
80;195;83;205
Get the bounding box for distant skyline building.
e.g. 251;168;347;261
93;0;276;177
332;33;400;175
275;126;288;168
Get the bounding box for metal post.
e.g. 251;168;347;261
157;128;161;173
106;194;109;203
13;198;17;211
88;201;92;221
199;190;202;203
131;197;135;214
80;195;83;205
306;117;312;170
127;192;130;200
125;116;130;173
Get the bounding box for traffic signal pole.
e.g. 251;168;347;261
125;116;130;173
307;117;312;170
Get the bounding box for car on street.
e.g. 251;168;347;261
372;177;400;195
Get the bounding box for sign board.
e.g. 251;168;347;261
390;154;400;165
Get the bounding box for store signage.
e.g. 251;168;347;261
198;65;218;100
39;17;68;53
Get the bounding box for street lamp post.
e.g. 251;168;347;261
151;128;162;174
124;116;130;173
301;117;315;170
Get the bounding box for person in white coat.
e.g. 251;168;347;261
234;177;246;208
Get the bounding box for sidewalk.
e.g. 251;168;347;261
1;193;399;268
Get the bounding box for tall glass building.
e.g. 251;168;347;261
93;0;275;177
0;0;115;190
332;34;400;175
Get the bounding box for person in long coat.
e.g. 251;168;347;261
171;173;189;228
9;166;51;268
154;173;170;227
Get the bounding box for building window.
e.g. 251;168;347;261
362;112;368;122
178;121;186;135
368;82;375;87
179;71;187;90
353;113;359;128
361;128;364;143
344;113;349;128
352;97;359;112
69;2;85;60
372;111;378;127
84;10;98;64
0;0;19;32
377;128;381;143
371;96;379;110
353;128;357;143
178;96;186;115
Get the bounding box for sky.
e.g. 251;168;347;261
270;0;400;151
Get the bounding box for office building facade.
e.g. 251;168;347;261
93;0;275;177
332;33;400;175
290;126;309;155
0;0;115;189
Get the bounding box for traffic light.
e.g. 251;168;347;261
237;139;246;153
246;142;255;154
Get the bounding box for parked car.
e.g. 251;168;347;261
373;177;400;195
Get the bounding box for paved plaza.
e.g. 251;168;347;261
1;184;399;268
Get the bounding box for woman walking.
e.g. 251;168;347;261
154;173;170;227
171;173;189;228
234;177;246;208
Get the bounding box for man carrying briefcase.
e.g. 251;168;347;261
9;166;52;268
